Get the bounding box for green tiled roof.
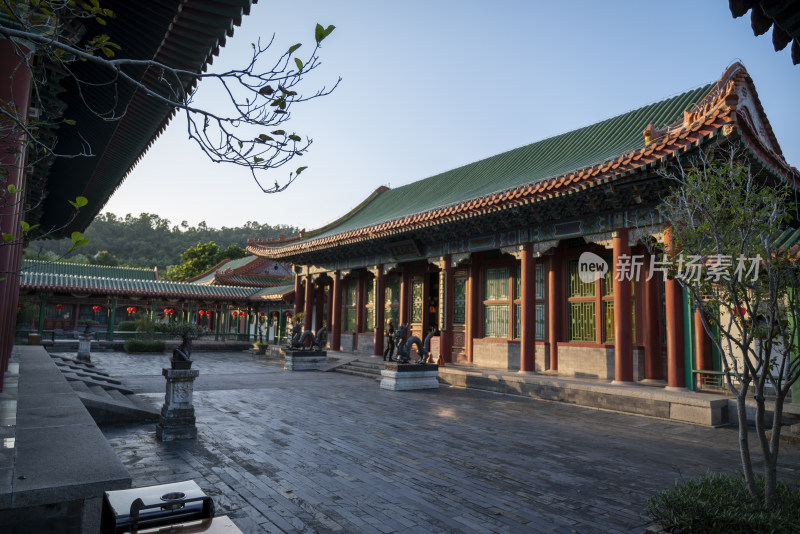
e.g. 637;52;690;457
249;284;295;300
22;259;158;280
307;83;714;241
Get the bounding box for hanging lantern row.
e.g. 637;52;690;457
92;305;103;316
126;306;137;314
164;308;176;315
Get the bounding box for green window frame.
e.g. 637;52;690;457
343;279;357;332
453;276;467;325
602;266;636;343
411;280;424;323
568;259;597;342
483;266;511;339
535;263;546;341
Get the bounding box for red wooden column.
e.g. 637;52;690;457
304;274;314;331
0;40;32;387
331;271;342;351
694;309;713;372
439;255;454;364
520;243;536;373
293;273;303;315
466;253;481;363
664;228;686;388
547;254;560;371
643;253;663;380
373;266;386;356
399;270;410;324
613;229;634;382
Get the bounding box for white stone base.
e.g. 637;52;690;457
380;369;440;390
284;353;328;371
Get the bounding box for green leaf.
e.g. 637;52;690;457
2;233;15;242
288;134;301;142
294;57;303;71
315;24;335;44
68;196;88;209
7;184;21;194
296;166;308;176
258;85;274;96
271;130;285;136
257;134;273;142
254;156;264;163
64;119;76;125
288;43;301;55
96;17;106;25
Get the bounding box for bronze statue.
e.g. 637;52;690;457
285;322;326;351
393;323;435;364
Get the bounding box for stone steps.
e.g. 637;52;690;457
334;360;383;380
51;354;159;425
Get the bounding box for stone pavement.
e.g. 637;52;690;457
86;351;800;533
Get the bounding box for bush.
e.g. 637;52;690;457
124;339;165;353
646;472;800;533
118;321;137;332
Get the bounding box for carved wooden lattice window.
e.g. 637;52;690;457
453;276;467;325
513;264;521;339
343;279;357;332
484;266;510;339
411;280;424;323
602;266;635;343
364;277;375;332
535;263;546;341
385;276;400;327
568;259;596;342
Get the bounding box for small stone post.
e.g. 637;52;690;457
156;367;200;441
76;335;92;362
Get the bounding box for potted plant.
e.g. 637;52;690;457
253;341;268;354
156;322;207;369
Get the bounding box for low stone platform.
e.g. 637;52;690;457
283;350;327;371
0;346;131;532
438;366;729;427
380;362;440;391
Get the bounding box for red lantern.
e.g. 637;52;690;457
239;311;246;317
198;310;205;316
259;312;265;317
56;304;63;310
231;311;237;317
206;310;213;315
285;311;292;317
92;305;102;312
272;312;278;318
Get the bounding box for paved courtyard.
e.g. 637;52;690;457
79;351;800;533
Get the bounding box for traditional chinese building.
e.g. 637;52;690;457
248;63;799;390
17;255;295;342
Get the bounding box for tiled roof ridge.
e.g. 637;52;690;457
302;186;391;240
20;271;264;299
246;63;797;260
22;259;156;272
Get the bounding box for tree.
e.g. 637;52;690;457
166;241;222;281
165;240;250;281
657;143;800;506
89;250;119;266
0;1;337;248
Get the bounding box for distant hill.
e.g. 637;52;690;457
25;212;297;272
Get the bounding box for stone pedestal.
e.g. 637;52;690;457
77;336;92;362
156;368;200;441
380;363;439;390
282;349;327;371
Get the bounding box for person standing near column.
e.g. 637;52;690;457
384;318;396;361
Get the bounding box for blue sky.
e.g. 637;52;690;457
101;1;800;232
